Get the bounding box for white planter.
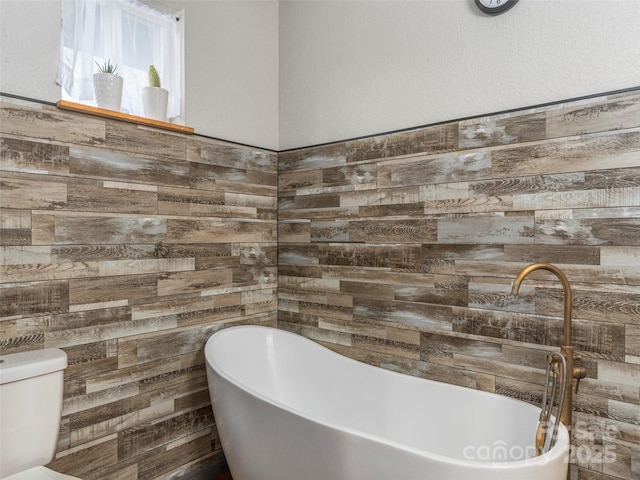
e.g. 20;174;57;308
93;73;123;111
142;86;169;121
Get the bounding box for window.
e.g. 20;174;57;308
57;0;183;120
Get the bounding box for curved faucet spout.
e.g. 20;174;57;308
511;262;586;466
511;262;572;347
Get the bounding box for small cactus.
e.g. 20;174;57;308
148;65;161;88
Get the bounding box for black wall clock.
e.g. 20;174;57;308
475;0;519;16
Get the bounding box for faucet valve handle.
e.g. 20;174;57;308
573;367;587;394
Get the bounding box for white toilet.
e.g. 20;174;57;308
0;348;80;480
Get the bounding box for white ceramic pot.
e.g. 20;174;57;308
93;73;123;111
142;86;169;121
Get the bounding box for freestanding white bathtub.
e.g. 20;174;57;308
204;326;569;480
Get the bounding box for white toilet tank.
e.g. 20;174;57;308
0;348;68;479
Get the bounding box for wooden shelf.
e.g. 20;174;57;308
56;100;194;135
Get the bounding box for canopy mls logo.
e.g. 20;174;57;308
462;421;619;464
462;440;538;462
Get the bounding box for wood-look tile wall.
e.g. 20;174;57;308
0;97;277;479
278;89;640;480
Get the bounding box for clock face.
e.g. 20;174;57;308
475;0;519;15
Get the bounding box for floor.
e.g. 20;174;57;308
213;474;232;480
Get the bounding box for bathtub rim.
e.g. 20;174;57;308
205;325;570;471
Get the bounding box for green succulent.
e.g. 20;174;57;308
148;65;161;88
95;59;118;74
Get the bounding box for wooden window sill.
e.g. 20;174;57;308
56;100;194;135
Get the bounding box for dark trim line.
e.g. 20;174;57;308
194;132;279;154
4;85;640;155
1;92;57;107
0;91;277;153
277;85;640;153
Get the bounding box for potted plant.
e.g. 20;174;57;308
93;59;123;111
142;65;169;121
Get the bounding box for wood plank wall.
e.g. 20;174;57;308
0;97;277;479
278;89;640;480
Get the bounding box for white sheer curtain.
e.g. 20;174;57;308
57;0;181;120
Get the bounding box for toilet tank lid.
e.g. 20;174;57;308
0;349;68;385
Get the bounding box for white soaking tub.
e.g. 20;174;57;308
204;325;569;480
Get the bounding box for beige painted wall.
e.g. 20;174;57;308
0;0;61;102
2;0;639;151
0;0;280;150
184;0;279;150
278;0;640;149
